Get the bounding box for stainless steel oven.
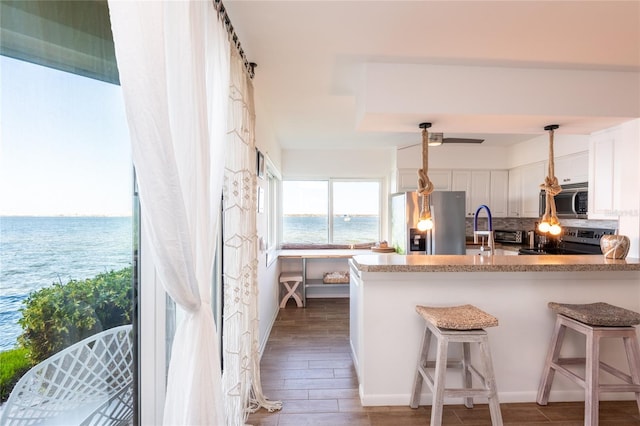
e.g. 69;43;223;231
539;183;588;218
518;226;615;255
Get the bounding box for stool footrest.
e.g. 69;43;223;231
443;389;494;399
553;357;640;388
419;366;492;397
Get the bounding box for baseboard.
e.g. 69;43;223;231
257;305;279;359
359;390;638;407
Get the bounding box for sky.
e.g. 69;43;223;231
283;180;380;215
0;56;132;217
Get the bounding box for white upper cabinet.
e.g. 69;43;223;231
589;130;616;218
489;170;509;218
588;123;640;220
508;167;522;217
398;168;507;217
508;161;546;218
554;151;588;185
396;168;451;192
452;170;507;217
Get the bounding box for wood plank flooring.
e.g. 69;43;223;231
247;298;640;425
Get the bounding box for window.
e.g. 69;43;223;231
1;1;136;422
0;55;135;423
282;179;380;245
332;181;380;244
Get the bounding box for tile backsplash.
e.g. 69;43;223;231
465;217;619;237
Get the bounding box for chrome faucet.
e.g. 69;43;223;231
473;204;494;256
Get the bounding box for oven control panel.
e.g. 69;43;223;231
562;227;616;245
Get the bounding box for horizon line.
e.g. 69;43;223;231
1;214;133;218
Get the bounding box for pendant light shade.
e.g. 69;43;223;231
538;124;562;236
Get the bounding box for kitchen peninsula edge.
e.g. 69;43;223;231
348;254;640;407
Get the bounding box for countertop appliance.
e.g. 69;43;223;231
539;182;588;218
494;230;524;244
390;191;466;255
518;226;616;255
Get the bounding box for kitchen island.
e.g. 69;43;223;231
348;254;640;406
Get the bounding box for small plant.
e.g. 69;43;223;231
0;348;32;402
18;267;132;364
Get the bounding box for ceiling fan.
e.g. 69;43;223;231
398;133;485;150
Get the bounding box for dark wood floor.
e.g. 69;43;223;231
247;298;640;425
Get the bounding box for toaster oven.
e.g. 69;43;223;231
493;230;524;244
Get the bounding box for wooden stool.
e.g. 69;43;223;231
537;302;640;426
279;272;303;308
410;304;503;426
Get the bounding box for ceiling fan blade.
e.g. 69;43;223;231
443;137;484;144
398;137;485;149
397;142;421;150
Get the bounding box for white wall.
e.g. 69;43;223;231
396;134;590;171
254;92;282;171
254;107;283;354
396;145;510;170
282;148;395;178
508;134;589;169
255;172;280;353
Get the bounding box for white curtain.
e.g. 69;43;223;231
222;47;282;424
108;1;230;425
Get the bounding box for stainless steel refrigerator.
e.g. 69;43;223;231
390;191;466;255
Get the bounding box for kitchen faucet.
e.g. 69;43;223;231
473;204;494;256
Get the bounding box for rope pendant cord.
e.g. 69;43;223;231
417;127;435;202
539;127;562;232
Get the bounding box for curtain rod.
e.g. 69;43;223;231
213;0;257;79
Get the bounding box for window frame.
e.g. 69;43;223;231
265;157;281;266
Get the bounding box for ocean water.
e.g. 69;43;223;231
0;216;132;351
283;215;379;244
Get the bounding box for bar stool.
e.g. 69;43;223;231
537;302;640;426
410;304;503;426
279;272;303;308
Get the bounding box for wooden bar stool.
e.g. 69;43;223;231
279;272;303;308
410;304;503;426
537;302;640;426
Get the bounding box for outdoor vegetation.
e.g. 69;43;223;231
0;267;132;402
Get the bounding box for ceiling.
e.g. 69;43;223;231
224;1;640;150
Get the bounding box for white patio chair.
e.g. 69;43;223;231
1;324;133;426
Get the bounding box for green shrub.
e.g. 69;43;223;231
18;267;133;364
0;348;32;402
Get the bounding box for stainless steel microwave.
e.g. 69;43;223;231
539;183;588;218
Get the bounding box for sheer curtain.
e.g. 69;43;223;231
222;46;282;425
108;1;230;425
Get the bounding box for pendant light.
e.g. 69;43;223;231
538;124;562;236
416;122;435;231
